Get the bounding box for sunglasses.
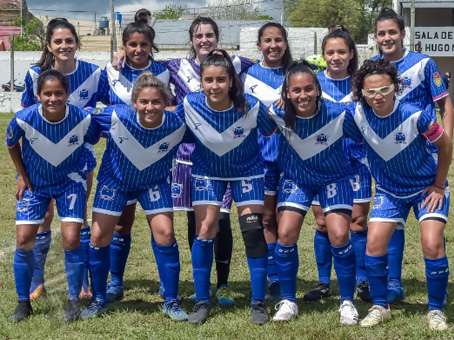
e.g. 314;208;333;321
362;83;395;98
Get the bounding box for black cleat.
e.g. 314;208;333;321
267;281;283;302
356;281;373;303
251;301;269;325
303;282;331;301
188;301;211;324
8;300;33;322
63;299;81;322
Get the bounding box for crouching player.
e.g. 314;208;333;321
345;59;452;330
80;72;187;321
6;69;100;322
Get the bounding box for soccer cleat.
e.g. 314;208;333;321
356;281;373;303
216;284;235;308
188;301;211;324
386;282;405;304
63;299;81;322
106;282;124;303
360;305;391;328
339;300;358;325
251;301;269;325
80;299;108;320
273;299;298;322
79;286;92;300
29;284;46;301
267;281;283;302
303;282;331;301
162;300;188;321
8;300;33;322
427;310;448;331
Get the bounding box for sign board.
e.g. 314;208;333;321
415;27;454;57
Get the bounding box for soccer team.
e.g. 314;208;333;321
5;6;453;331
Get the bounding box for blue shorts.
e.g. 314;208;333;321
264;161;279;196
16;183;86;225
81;143;97;175
192;175;264;207
93;181;173;216
278;176;353;215
370;187;450;230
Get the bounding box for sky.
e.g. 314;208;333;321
26;0;283;22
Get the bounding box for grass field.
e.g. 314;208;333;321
0;113;453;340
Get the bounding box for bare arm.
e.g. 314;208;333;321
437;96;454;139
8;144;32;200
112;48;126;71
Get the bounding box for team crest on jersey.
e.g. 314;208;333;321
282;180;296;194
395;132;406;144
195;178;210;191
7;126;13;139
433;72;442;87
68;134;80;146
315;133;328;145
158;142;169;153
401;76;412;89
233;126;245;138
171;183;182;198
79;89;89;100
100;185;116;201
91;108;103;115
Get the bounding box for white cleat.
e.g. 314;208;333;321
360;305;391;328
427;310;448;331
273;299;298;322
339;300;358;325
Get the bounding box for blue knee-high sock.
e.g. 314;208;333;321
88;244;110;304
14;248;34;301
30;231;51;292
154;241;180;302
351;229;368;284
314;230;332;285
332;241;356;302
267;242;278;283
425;256;449;311
275;242;298;302
247;255;267;304
151;234;164;288
64;247;84;301
192;236;214;304
365;254;388;308
109;233;131;287
387;229;405;285
80;226;91;292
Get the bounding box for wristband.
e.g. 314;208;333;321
434;183;445;190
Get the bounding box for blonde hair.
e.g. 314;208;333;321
131;71;170;104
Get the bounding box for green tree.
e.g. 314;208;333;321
154;4;189;19
12;18;45;51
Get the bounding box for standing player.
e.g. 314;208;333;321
80;72;187;320
371;7;453;304
6;69;100;322
268;61;358;324
21;18;106;301
345;58;451;330
241;22;292;301
304;27;372;303
177;49;276;324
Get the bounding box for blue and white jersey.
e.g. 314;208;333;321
100;60;170;105
91;105;185;192
371;50;448;107
21;60;106;108
269;99;353;188
242;62;283;163
5;104;100;192
344;100;440;197
176;92;276;180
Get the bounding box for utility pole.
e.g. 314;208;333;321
20;0;23;37
110;0;116;59
410;0;415;51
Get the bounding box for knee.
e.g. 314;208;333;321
239;213;267;257
315;215;327;233
422;240;445;259
278;226;297;245
90;229;110;248
366;237;387;256
328;228;349;247
16;234;36;252
198;221;217;239
62;237;80;250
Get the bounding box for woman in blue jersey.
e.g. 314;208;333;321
21;18;105;301
241;22;292;301
372;7;454;305
346;58;451;331
269;61;358;324
80;72;187;321
305;26;372;303
7;69;100;322
177;49;276;325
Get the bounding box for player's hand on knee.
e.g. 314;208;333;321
15;174;32;201
421;185;444;212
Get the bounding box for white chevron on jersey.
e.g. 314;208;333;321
321;91;352;103
29;68;39;100
177;59;201;93
68;67;101;107
110;110;186;171
397;58;429;100
16;111;91;167
231;56;243;74
184;98;259;156
270;108;345;160
354;102;422;161
243;75;281;107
